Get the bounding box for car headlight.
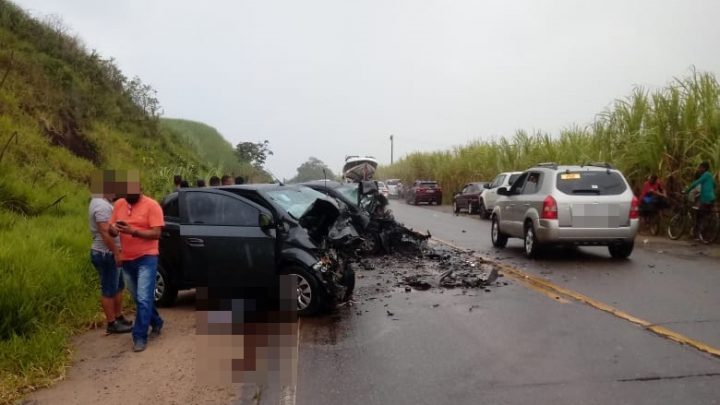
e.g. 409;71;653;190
312;261;328;273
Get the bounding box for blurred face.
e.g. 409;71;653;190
121;180;142;204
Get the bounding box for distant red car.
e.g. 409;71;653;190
406;180;443;205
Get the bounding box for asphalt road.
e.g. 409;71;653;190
296;201;720;405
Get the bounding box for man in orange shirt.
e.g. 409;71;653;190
109;171;165;353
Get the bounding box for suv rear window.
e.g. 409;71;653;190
555;171;627;195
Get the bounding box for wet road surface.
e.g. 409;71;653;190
296;201;720;405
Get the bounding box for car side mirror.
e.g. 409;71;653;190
497;187;509;196
259;212;275;229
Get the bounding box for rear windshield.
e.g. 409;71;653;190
386;179;400;185
555;171;627;195
419;182;438;188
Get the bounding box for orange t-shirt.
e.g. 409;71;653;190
110;195;165;261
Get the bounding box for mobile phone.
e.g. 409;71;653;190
116;220;128;226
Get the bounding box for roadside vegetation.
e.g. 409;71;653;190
159;118;271;183
0;2;260;402
378;69;720;204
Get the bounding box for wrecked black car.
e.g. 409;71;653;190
303;180;430;254
158;184;359;315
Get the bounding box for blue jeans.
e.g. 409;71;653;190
90;250;125;298
123;255;164;343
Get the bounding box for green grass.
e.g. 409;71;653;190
378;69;720;203
160;118;271;183
0;2;249;402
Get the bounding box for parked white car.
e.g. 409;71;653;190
478;171;523;218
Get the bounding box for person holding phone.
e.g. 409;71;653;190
109;170;165;353
89;171;132;334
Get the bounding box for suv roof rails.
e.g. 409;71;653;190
533;162;558;170
583;162;615;169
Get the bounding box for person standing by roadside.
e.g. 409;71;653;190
685;161;716;242
89;171;132;334
109;170;165;352
209;175;221;186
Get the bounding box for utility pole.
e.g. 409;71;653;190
389;134;394;165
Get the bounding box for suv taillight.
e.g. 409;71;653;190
541;196;558;220
629;195;639;219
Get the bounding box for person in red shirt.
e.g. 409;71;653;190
639;174;668;213
109;171;165;353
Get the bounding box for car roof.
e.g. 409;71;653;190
528;165;620;173
218;183;303;191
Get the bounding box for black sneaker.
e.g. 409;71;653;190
115;315;133;327
133;341;147;352
106;321;132;334
149;324;163;339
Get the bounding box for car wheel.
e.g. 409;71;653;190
491;215;508;248
155;264;178;307
478;200;488;218
468;201;476;215
608;242;634;259
524;221;543;258
453;201;459;214
282;265;322;315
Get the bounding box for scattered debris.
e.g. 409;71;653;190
386;310;394;317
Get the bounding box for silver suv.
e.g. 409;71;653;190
479;171;522;218
490;163;639;259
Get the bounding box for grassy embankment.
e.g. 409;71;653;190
378;70;720;203
0;2;244;402
160;118;270;183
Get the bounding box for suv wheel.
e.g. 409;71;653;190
491;215;508;248
282;265;322;315
608;242;634;259
155;264;178;307
453;201;460;214
524;222;542;258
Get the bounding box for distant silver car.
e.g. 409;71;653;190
490;163;639;259
386;179;401;199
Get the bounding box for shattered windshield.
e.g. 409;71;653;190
265;187;328;219
336;184;359;205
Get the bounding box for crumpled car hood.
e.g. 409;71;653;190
298;197;361;248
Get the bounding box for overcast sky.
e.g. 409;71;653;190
13;0;720;179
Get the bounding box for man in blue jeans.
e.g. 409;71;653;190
89;171;132;334
109;171;165;352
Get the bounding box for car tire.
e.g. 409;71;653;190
281;265;322;316
155;264;179;307
523;221;543;259
491;215;508;248
453;201;460;215
608;242;634;259
478;200;489;219
469;201;478;215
